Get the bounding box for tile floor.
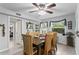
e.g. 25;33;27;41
0;43;76;55
0;44;23;55
56;44;76;55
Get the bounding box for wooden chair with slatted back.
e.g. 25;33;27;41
46;32;57;54
44;34;53;55
53;32;57;51
26;32;40;36
22;34;37;55
51;32;57;54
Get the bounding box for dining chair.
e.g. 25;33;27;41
46;32;57;54
51;32;57;54
34;32;40;36
44;34;53;55
54;32;57;50
22;34;37;55
26;32;40;36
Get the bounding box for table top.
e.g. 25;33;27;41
33;36;45;45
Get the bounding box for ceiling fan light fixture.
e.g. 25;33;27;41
38;10;46;15
30;3;56;15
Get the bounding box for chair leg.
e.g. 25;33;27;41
23;52;26;55
55;44;57;51
54;50;56;55
44;51;48;55
49;50;52;55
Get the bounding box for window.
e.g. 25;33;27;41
40;22;48;28
40;22;48;34
35;24;40;32
26;22;34;32
50;19;66;34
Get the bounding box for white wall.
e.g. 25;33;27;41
75;4;79;55
15;20;22;44
22;20;28;34
0;14;10;51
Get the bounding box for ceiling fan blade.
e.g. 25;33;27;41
45;10;53;14
47;3;56;9
29;10;38;13
32;3;39;8
29;11;36;13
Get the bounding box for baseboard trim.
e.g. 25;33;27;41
75;47;79;55
0;48;9;52
57;42;67;45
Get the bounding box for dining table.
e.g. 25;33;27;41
33;35;45;55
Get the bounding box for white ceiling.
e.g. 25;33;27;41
0;3;77;20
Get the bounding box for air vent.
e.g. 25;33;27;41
16;13;21;16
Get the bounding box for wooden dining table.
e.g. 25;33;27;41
33;36;45;55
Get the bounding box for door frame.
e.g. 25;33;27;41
9;16;22;48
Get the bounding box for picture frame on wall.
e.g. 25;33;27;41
68;21;72;29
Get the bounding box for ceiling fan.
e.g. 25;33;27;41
29;3;56;14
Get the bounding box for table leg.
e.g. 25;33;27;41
36;44;41;55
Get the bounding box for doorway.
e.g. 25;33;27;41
9;17;22;48
9;22;15;48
